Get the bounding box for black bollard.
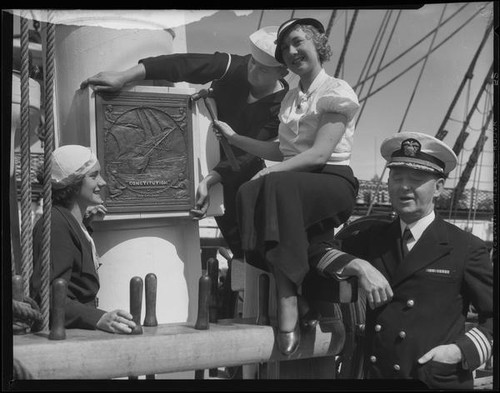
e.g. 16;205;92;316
143;273;158;327
194;270;211;379
194;271;211;330
49;278;68;340
129;276;143;335
144;273;158;380
12;275;28;335
207;258;219;324
256;274;270;379
12;275;24;302
207;258;219;377
256;274;270;326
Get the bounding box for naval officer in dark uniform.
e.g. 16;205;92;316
312;132;493;389
81;26;289;267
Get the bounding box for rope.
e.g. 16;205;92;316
324;10;337;39
356;11;400;125
451;63;493;156
358;6;484;104
447;77;473;221
40;12;56;331
395;4;447;134
334;10;359;78
354;10;390;96
354;3;469;91
366;6;444;217
13;298;42;326
435;20;493;140
19;14;33;298
473;88;494;216
256;10;264;30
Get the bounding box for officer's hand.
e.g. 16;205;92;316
190;181;210;220
80;71;126;92
418;344;462;364
344;258;393;309
213;120;236;142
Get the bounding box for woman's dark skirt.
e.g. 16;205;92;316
236;164;358;286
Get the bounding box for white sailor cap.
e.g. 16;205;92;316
249;26;282;68
51;145;98;189
381;132;458;177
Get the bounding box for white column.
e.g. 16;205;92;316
51;19;213;329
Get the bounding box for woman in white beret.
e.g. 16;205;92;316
30;145;136;333
215;18;360;355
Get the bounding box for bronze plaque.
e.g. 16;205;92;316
95;91;194;213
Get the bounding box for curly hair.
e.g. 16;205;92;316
295;24;332;64
36;166;84;208
52;180;84;208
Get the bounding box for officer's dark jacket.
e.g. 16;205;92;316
31;206;106;329
341;213;493;390
139;52;288;185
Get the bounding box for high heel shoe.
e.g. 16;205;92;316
277;322;301;356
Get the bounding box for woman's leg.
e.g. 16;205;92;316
272;266;298;332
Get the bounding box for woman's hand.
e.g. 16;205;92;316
190;180;210;220
96;309;136;334
213;120;236;143
251;167;272;181
83;204;108;227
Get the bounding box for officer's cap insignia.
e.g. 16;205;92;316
401;139;421;157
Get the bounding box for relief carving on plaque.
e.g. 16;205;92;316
95;92;195;213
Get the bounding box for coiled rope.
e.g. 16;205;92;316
13;297;43;334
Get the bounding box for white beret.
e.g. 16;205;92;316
381;132;457;176
249;26;282;68
51;145;98;189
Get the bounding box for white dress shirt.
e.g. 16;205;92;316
400;210;436;252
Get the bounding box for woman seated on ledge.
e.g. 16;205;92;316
30;145;136;333
215;17;360;355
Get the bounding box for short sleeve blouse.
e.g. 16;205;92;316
278;69;360;165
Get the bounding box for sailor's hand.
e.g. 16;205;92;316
80;71;127;92
418;344;462;365
190;180;210;220
213;120;236;142
96;309;136;334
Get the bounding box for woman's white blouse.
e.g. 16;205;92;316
278;69;360;165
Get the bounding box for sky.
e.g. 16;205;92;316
184;4;495;191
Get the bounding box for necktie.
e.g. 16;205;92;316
401;227;413;258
